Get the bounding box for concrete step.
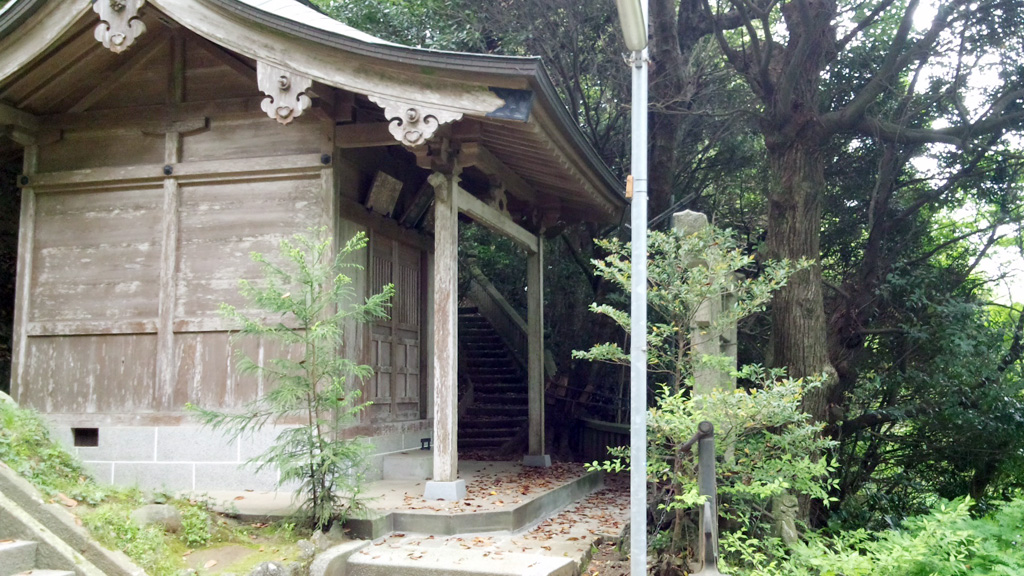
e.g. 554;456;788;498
467;405;528;417
458;426;521;438
0;540;37;576
467;367;522;377
472;383;526;394
346;541;574;576
458;438;513;449
464;348;512;356
475;393;528;405
460;417;524;430
11;571;77;576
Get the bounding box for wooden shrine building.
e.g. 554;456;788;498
0;0;624;498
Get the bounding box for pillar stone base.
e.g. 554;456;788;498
522;454;552;468
423;479;466;501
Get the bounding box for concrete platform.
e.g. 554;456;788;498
198;462;629;576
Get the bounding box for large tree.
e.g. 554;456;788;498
646;0;1024;426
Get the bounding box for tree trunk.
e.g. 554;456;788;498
764;136;838;424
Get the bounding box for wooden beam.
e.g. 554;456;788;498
337;195;432;251
7;127;60;147
456;187;538;254
68;37;166;113
334;122;394;148
0;1;91;91
0;101;40;131
24;153;325;189
459;141;537;203
26;320;158;337
45;97;265;131
189;34;257;83
398;181;434;229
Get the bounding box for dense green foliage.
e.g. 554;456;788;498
725;498;1024;576
189;230;393;530
577;226;836;567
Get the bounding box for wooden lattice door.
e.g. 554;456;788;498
368;234;424;422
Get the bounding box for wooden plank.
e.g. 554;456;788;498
37;128;165;173
175;152;325;179
181;114;323;162
0;23;99;105
26;320;158;336
10;145;37;403
398;181;433;229
155;176;181;411
30;186;163;323
174;176;324;319
430;169;459;483
21;334;158;414
0;101;40;130
334;122;394;148
338;195;432;251
365;171;403;216
45;97;265;130
456;187;538;254
0;2;92;96
188;34;257;83
27;153;325;189
67;37;167;113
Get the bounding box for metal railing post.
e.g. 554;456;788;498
693;420;729;576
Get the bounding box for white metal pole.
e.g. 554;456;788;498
628;3;649;573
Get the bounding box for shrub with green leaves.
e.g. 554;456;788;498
189;229;393;531
723;497;1024;576
574;225;833;563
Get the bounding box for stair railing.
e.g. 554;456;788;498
461;257;530;372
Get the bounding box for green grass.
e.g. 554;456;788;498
0;396;311;576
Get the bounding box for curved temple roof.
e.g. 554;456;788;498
0;0;626;224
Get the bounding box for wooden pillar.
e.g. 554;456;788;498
523;238;551;467
155;31;184;410
423;167;466;500
10;145;38;402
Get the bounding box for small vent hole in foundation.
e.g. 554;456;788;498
72;427;99;447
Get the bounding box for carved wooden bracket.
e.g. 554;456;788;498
369;96;463;147
483;181;511;219
257;61;313;125
94;0;147;54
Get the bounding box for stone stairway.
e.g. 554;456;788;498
0;539;75;576
458;307;528;455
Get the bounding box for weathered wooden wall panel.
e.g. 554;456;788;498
88;43;172;111
181;115;323;163
174;175;325;322
172;331;305;411
21;334;157;413
183;36;255;103
30;187;163;323
37;129;166;172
